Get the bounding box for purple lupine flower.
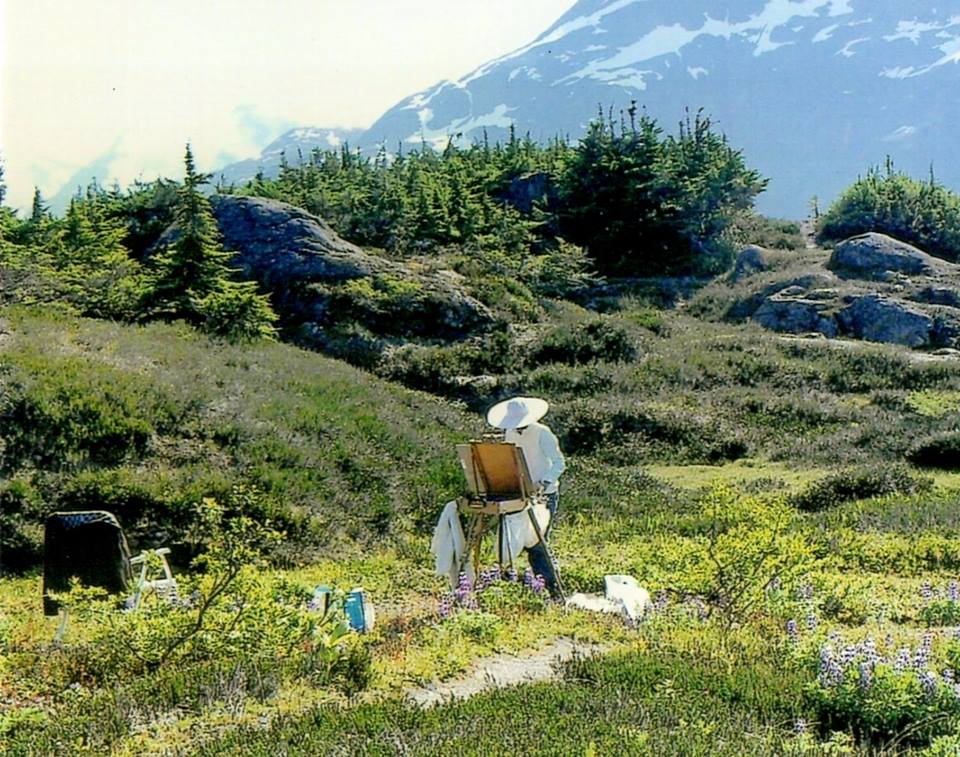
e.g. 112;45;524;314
806;613;818;632
531;574;546;595
943;669;956;686
920;670;939;700
894;647;912;673
949;581;960;603
793;718;807;735
818;645;843;687
796;582;814;602
438;594;453;619
921;582;934;603
507;567;518;583
884;633;894;650
490;564;501;582
523;568;534;589
828;630;841;645
858;661;873;691
786;619;800;643
861;636;879;664
840;645;858;668
914;646;931;671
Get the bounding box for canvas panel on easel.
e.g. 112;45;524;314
457;442;534;504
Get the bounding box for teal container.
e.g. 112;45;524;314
344;588;374;632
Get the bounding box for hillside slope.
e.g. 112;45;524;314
0;309;479;570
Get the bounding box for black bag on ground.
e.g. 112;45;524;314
43;511;133;616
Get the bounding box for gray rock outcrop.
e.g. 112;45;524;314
836;294;935;348
753;287;840;337
157;195;494;342
829;233;941;277
730;245;772;282
702;231;960;349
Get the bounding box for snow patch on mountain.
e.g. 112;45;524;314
407;104;517;149
562;0;862;87
837;37;869;57
813;23;839;42
885;17;960;44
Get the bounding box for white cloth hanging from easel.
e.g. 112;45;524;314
496;501;551;568
431;501;474;588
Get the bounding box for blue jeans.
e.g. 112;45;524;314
527;490;560;596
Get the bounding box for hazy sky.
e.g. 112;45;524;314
1;0;576;211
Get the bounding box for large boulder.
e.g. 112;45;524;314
752;287;839;337
501;171;555;214
828;233;941;277
158;195;494;341
837;294;934;348
729;245;772;282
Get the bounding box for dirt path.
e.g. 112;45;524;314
405;638;602;707
799;218;819;250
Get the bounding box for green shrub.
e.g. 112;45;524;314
1;350;182;469
193;281;278;342
817;164;960;262
908;432;960;470
790;465;933;512
555;400;747;463
521;239;601;298
530;318;635;366
378;329;515;397
0;479;44;572
559;109;766;276
525;363;615;396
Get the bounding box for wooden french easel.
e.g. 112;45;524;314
456;441;565;599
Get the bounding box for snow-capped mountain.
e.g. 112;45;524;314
224;0;960;218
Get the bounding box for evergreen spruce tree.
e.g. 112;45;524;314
60;196;144;319
149;145;277;340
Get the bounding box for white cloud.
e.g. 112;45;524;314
882;125;918;142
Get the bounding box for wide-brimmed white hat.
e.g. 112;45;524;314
486;396;549;430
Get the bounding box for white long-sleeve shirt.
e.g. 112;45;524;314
505;421;566;494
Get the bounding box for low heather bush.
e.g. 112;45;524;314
790;465;933;513
908;432;960;470
529;318;636;366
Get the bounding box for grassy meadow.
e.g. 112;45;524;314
5;298;960;755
